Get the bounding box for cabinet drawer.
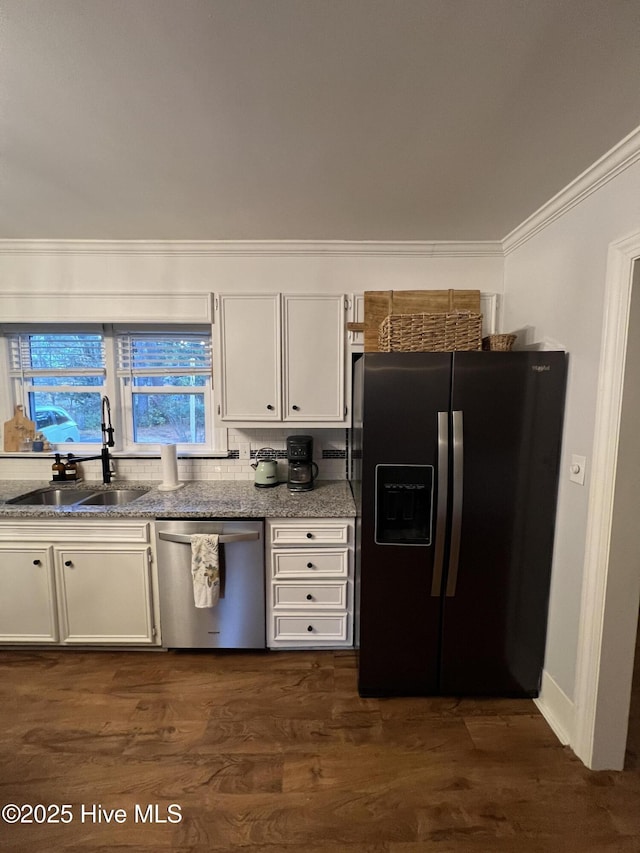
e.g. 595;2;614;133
272;581;347;609
272;549;349;578
268;520;350;547
272;614;348;642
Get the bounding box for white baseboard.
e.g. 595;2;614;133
534;669;575;746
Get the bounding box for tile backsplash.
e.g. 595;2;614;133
0;428;347;482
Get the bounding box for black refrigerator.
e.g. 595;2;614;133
351;350;567;698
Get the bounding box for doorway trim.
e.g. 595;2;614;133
573;231;640;770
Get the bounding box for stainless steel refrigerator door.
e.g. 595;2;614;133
156;519;266;649
358;352;452;696
440;351;566;696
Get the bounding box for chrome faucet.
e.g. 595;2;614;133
65;395;115;483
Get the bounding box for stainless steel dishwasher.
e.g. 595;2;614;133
156;519;266;649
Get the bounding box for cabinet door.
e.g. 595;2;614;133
216;293;281;420
56;547;154;644
283;295;345;421
0;546;58;643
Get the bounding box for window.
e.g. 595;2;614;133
116;329;212;447
5;325;220;453
8;331;106;444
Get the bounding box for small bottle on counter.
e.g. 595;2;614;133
32;432;45;452
51;453;66;481
64;455;78;481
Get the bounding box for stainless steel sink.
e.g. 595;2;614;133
7;488;95;506
77;489;149;506
7;487;149;506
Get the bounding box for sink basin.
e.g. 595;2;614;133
77;489;149;506
7;487;149;507
7;488;94;506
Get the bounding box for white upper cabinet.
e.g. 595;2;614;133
283;295;345;422
216;294;282;421
215;293;346;426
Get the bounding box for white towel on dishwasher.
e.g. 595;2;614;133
190;534;220;608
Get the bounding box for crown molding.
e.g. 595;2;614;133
502;124;640;255
0;239;503;258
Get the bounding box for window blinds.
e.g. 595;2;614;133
8;333;106;377
116;331;212;377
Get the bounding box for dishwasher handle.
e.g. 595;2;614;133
158;531;260;545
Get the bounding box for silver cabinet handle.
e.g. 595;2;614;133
158;531;259;545
446;410;464;597
431;412;449;596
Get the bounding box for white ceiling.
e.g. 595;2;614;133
2;0;640;242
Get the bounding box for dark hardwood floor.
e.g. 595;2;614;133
624;609;640;771
1;648;639;852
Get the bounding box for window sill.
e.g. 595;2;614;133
0;450;231;460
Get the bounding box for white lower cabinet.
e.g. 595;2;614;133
266;518;354;649
56;547;154;644
0;546;57;643
0;521;158;647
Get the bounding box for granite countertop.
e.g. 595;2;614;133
0;479;356;519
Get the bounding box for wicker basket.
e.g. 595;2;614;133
482;333;517;351
378;311;483;352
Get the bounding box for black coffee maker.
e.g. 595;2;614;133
286;435;319;492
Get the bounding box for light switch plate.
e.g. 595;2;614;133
569;454;586;486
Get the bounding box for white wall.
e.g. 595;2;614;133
503;159;640;700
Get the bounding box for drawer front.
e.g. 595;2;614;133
272;614;349;642
272;581;347;609
271;549;349;578
268;520;350;547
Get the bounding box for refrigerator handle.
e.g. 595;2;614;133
446;410;464;597
431;411;449;596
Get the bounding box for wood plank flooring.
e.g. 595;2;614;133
1;649;639;852
624;608;640;770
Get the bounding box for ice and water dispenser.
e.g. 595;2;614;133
374;464;434;546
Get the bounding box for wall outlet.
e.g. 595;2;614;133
239;444;251;461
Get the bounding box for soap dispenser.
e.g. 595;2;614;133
64;455;78;481
51;453;66;482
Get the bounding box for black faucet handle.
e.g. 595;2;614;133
101;422;115;447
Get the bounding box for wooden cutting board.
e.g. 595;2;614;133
3;405;36;452
364;289;481;351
